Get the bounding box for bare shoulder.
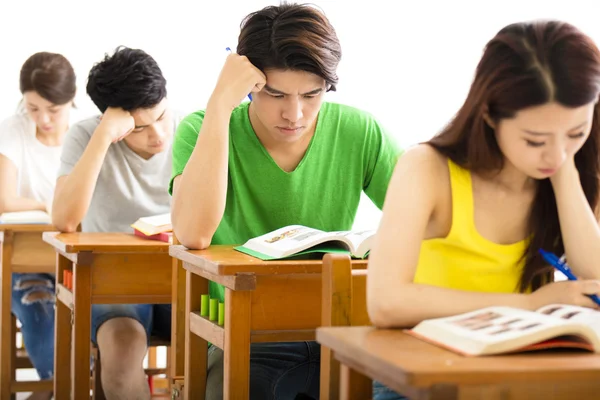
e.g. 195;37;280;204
394;143;448;178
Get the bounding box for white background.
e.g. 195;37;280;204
1;0;599;230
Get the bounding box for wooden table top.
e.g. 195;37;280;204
42;232;170;253
316;326;600;387
0;223;54;232
169;244;368;276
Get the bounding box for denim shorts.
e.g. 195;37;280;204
373;380;408;400
90;303;171;344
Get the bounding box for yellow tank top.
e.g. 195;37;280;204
413;159;527;293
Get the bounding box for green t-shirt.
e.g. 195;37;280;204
171;101;402;302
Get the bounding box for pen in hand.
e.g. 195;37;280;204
539;249;600;306
225;47;253;101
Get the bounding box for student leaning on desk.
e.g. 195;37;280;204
0;52;76;400
368;20;600;400
170;3;403;399
51;47;181;400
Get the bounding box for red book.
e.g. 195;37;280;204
134;229;173;243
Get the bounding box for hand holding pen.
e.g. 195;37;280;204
533;249;600;308
208;47;265;112
226;48;253;101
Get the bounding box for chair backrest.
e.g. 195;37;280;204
320;253;371;400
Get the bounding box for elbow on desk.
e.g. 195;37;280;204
367;289;417;329
52;216;78;233
176;230;212;250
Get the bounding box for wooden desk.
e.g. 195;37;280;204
317;326;600;400
43;232;178;399
0;224;55;398
169;245;368;399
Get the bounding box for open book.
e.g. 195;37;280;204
130;213;172;237
406;304;600;356
234;225;375;260
0;210;52;225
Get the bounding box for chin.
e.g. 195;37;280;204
148;145;167;154
528;172;551;180
273;130;305;143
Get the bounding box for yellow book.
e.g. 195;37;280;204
130;213;172;236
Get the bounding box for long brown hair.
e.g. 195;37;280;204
428;21;600;292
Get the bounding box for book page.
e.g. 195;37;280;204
328;230;375;255
0;210;51;224
137;213;171;227
427;306;570;345
252;225;330;253
536;304;600;337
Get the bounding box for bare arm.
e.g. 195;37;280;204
367;146;532;328
171;54;266;249
0;155;46;213
171;105;232;249
52;133;111;232
551;159;600;279
52;109;134;232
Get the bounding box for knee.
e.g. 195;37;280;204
12;277;55;320
97;318;147;368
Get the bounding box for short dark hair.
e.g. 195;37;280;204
237;2;342;91
86;46;167;113
20;52;76;105
428;20;600;292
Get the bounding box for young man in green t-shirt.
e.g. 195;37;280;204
170;3;401;399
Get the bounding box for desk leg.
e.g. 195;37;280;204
54;255;72;398
184;271;208;399
72;262;92;399
171;255;187;378
224;288;251;400
340;364;372;400
0;233;14;400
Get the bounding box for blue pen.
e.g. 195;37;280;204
225;47;253;101
539;249;600;306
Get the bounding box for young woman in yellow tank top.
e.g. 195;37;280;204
368;20;600;400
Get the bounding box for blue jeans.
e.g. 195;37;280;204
91;303;172;344
11;273;56;380
206;341;320;400
373;380;408;400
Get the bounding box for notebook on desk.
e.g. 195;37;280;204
0;210;51;225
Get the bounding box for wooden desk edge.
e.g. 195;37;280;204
169;245;223;274
317;327;600;388
0;224;55;233
42;231;68;252
170;245;369;275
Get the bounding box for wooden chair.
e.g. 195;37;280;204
171;376;184;400
320;253;372;400
0;225;55;399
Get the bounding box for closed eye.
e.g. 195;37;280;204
526;140;545;147
568;132;585;139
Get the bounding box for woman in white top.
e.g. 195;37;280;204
0;52;76;400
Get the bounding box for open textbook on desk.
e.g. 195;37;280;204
407;304;600;356
234;225;375;260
